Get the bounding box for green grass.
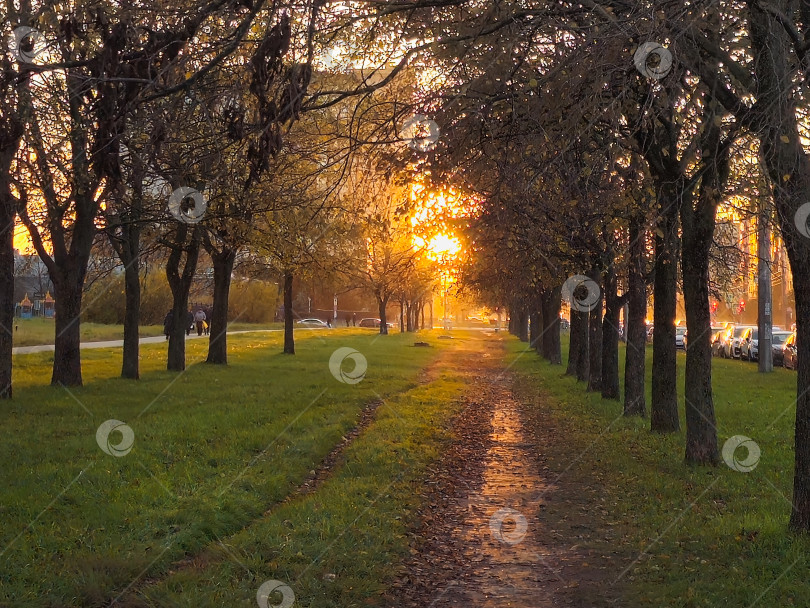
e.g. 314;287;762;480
10;318;286;347
0;329;463;607
508;337;810;607
11;317;165;346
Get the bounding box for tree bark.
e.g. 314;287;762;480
587;267;603;392
0;122;20;398
207;249;236;364
51;276;84;386
166;225;200;371
0;208;12;398
518;308;529;342
601;263;621;400
624;217;648;417
576;307;590;382
681;104;729;466
566;307;583;376
121;260;141;379
530;311;541;353
745;0;810;531
283;271;294;354
542;286;562;364
377;294;389;335
400;299;406;332
651;189;680;432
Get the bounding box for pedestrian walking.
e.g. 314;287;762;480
163;310;174;340
186;310;194;336
194;308;207;336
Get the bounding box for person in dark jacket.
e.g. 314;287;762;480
186;310;194;336
163;310;174;340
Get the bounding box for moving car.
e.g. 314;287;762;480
783;332;799;370
675;326;688;349
296;318;329;328
771;330;795;367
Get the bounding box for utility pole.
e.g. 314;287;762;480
758;187;773;372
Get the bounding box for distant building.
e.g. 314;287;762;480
13;249;54;318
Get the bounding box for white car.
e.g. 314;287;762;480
675;326;687;349
296;318;329;328
727;325;756;358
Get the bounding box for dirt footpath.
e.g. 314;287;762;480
385;333;624;607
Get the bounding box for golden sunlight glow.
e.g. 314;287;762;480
408;181;478;271
413;232;462;259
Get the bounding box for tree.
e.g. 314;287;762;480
13;0;272;385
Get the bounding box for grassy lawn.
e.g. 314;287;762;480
10;318;289;347
10;318;164;347
0;329;466;607
508;336;810;607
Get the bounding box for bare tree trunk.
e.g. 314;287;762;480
576;307;590;382
530;311;541;353
377;294;389;335
601;263;621;400
0;114;22;398
283;271;294;354
0;173;16;398
542;287;562;364
52;276;84;386
518;308;529;342
747;0;810;531
587;267;603;392
682;106;730;465
166;226;200;371
121;261;141;379
566;307;583;376
207;249;236;364
0;212;12;398
651;192;680;432
624;217;648;417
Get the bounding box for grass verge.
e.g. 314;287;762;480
0;329;453;607
507;336;810;607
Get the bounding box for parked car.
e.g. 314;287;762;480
740;328;757;360
296;318;329;328
726;325;755;359
741;327;787;361
675;326;688;349
710;329;726;357
771;330;795;367
784;332;799;370
358;317;394;329
714;326;735;357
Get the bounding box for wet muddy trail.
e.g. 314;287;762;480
386;333;622;607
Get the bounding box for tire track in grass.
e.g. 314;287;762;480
115;341;462;607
